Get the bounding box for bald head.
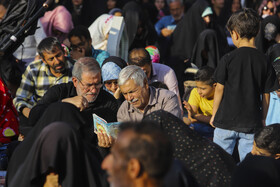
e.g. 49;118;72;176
128;48;151;66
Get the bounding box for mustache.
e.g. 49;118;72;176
128;98;138;104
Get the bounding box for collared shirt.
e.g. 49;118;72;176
117;86;182;122
266;92;280;125
92;46;110;67
149;63;182;111
155;15;177;36
13;58;74;111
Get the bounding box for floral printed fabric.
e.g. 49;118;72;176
0;79;19;143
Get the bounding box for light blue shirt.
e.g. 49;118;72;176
266;92;280;125
154;15;177;36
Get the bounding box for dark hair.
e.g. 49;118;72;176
68;25;91;41
226;8;260;39
37;37;64;60
0;0;9;8
128;48;151;66
149;81;169;90
194;66;215;86
119;121;173;179
254;124;280;155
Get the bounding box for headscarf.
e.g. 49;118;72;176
143;110;236;187
89;14;114;50
145;45;160;63
255;15;280;54
169;0;211;60
40;6;74;42
6;102;106;186
231;155;280;187
101;56;127;95
191;29;220;69
122;1;158;50
8;122;107;187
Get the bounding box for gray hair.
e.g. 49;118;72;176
167;0;183;5
118;65;147;87
72;57;101;80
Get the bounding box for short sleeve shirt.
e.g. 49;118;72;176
188;88;213;116
214;47;279;132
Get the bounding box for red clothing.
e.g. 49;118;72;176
0;78;19;143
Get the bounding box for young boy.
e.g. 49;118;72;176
210;8;279;161
183;66;216;138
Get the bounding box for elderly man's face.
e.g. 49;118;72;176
169;1;184;21
102;130;135;187
73;71;102;103
120;79;149;111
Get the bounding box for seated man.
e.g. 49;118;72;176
34;57;119;125
68;25;110;66
127;48;182;112
13;37;74;119
117;65;182;122
101;121;173;187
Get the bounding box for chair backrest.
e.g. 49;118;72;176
107;16;129;61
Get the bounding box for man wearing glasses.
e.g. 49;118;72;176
68;25;110;67
13;37;74;123
36;57;118;124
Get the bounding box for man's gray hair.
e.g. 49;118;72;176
118;65;147;87
167;0;183;5
72;57;101;80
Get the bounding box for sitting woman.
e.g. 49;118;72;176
101;56;127;104
8;121;108;187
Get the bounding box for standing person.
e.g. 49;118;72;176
210;8;279;162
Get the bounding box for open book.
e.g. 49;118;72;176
93;114;120;139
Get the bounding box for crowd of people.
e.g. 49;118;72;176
0;0;280;186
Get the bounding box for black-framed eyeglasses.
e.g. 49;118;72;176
77;77;103;91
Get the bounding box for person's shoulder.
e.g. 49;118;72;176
153;63;174;73
49;82;73;91
155;87;176;99
156;15;172;23
26;59;45;71
95;49;110;57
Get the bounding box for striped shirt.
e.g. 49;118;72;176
13;58;74;111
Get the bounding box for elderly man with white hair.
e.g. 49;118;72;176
117;65;182;122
